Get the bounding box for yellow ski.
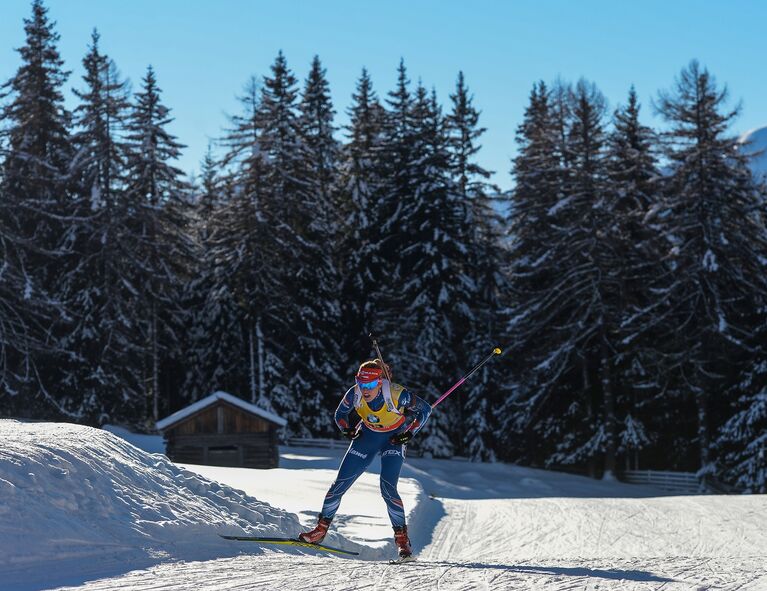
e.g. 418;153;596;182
219;534;359;556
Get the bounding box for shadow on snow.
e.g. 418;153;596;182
405;560;677;584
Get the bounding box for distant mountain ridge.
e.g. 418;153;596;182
739;126;767;181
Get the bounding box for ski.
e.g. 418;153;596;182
389;556;416;564
219;534;359;556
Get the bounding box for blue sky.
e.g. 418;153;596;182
1;0;765;190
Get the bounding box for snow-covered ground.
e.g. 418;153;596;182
1;420;766;591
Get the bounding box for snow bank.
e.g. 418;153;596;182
0;420;304;589
102;424;166;454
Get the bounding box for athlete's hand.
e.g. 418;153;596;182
341;427;360;440
389;431;413;445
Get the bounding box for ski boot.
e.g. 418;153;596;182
298;515;332;544
393;525;413;560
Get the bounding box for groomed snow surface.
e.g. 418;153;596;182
1;420;765;591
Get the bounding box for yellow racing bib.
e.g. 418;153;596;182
354;380;407;432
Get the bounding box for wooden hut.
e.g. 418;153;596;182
156;391;287;468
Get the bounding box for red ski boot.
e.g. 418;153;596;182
298;516;331;544
393;525;413;561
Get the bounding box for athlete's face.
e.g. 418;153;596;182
360;380;382;402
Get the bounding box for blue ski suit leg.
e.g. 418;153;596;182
320;428;407;527
379;438;406;527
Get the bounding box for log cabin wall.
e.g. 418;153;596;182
163;401;280;468
169;403;272;436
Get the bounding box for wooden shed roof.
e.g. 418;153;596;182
156;391;288;431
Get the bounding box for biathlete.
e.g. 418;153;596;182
298;358;432;560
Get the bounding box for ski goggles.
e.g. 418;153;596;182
356;366;383;390
356;378;380;390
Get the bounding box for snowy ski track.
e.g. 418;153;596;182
50;456;767;591
3;423;765;591
47;553;767;591
46;495;767;591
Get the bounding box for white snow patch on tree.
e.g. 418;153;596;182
703;248;719;272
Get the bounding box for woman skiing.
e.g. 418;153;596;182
298;358;432;560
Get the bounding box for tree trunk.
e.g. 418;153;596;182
697;391;709;468
601;336;617;480
152;300;159;423
582;357;597;478
256;315;266;408
249;321;257;404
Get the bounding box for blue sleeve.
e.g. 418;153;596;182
334;386;356;431
397;389;432;435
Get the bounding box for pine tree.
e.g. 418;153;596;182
377;59;416;369
299;56;339;223
197;74;291;422
501;81;566;463
198;143;221;226
124;66;191;425
293;55;344;435
505;80;627;477
254;51;311;431
444;71;505;461
655;61;767;475
57;29;142;424
71;29;131;209
1;0;72;206
0;0;74;417
715;361;767;492
393;84;475;458
338;68;389;369
604;87;662;470
179;143;231;404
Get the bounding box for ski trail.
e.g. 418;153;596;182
21;428;766;591
47;553;767;591
47;495;767;591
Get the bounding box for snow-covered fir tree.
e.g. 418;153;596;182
123;65;192;425
192;76;287;415
604;87;663;470
714;360;767;492
444;71;505;461
654;60;767;474
57;29;144;424
501;81;567;463
391;84;475;458
293;55;345;435
376;60;417;351
252;51;317;432
71;29;131;209
178;143;228;404
338;68;390;370
299;56;340;224
198;143;221;225
342;60;420;409
505;79;633;477
0;0;75;418
551;79;620;476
